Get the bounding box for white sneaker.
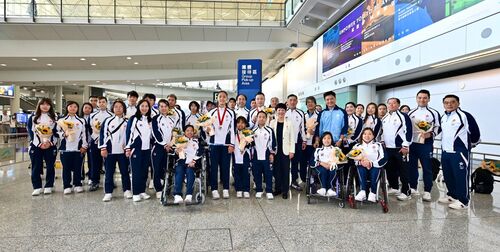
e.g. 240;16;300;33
140;193;150;200
326;189;337;197
174;195;184;204
223;189;230;199
212;190;220;200
156;191;162;199
449;201;468;210
74;186;84;193
133;195;142;202
256;192;263;199
368;192;377;203
236;191;243;198
43;187;52;194
422;192;431;202
316;188;326;196
63;188;72;195
266;193;274;200
397;194;411;201
355;190;366;201
32;188;42;196
411;188;420;196
185;195;192;203
102;193;112;202
124;190;133;199
438;196;458;204
243;192;250;198
88;180;92;186
388;188;400;195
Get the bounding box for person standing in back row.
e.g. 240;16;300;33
286;94;306;191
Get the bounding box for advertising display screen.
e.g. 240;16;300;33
0;85;14;97
361;0;395;54
394;0;446;40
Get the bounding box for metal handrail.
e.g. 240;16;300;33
1;0;285;26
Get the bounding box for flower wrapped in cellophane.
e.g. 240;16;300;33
196;113;215;136
174;136;189;159
329;147;347;170
166;108;176;116
347;147;365;161
58;120;76;142
305;118;318;140
415;120;433;144
263;108;275;124
238;129;254;152
35;124;53;144
172;128;183;137
92;120;101;135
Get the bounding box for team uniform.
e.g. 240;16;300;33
88;109;113;189
286;108;306;186
173;137;203;203
99;115;131;198
363;114;382;140
233;130;252;197
439;108;480;208
247;106;267;129
252;125;276;197
126;103;137;119
234;106;250;121
353;140;388;202
408;106;441;194
185;113;202;127
313;146;338;197
304;110;319;168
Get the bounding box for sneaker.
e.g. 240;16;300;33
156;191;162;199
388;188;400;195
32;188;42;196
124;190;133;199
102;193;112;202
236;191;243;198
411;188;420;196
222;189;230;199
43;187;52;195
355;190;366;201
63;188;72;195
422;192;432;202
140;193;150;200
449;201;468;210
185;195;192;203
291;181;302;191
133;195;142;202
243;192;250;198
326;189;337;197
397;194;411;201
212;190;220;200
438;196;458;204
89;183;99;192
368;192;377;203
74;186;84;193
173;195;184;204
316;188;326;196
266;193;274;200
88;179;92;186
256;192;263;199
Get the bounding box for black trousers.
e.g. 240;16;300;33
273;152;290;195
386;148;410;195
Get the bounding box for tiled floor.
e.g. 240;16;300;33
1;162;500;251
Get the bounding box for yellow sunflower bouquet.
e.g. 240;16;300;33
166;108;176;116
196;113;215;136
58;120;76;142
305;118;318;140
347;148;365;161
92;120;101;135
238;129;254;152
174;135;189;159
329;147;347;170
415;120;433;144
35;124;53;143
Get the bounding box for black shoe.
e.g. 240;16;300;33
273;191;282;196
89;183;99;192
291;182;302;191
100;169;105;175
282;194;288;199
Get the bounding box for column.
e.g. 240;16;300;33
83;86;90;104
357;84;376;106
11;85;21;113
55;86;63;114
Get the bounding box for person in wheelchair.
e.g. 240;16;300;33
173;125;203;204
312;132;338;197
354;128;387;202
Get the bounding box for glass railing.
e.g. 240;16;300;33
284;0;304;24
0;0;285;27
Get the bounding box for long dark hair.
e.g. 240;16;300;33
80;102;93;117
320;132;333;147
65;101;80;116
34;98;56;123
134;99;152;122
364;102;378;124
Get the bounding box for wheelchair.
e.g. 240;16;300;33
160;150;207;206
345;163;389;213
305;162;347;208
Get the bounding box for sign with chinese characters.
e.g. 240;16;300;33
237;59;262;108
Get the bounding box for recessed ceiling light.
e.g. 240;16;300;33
40;90;45;93
64;81;69;83
32;89;36;92
80;58;86;61
126;80;130;82
96;80;100;83
134;62;139;65
72;83;77;86
0;64;6;67
156;79;160;82
23;87;28;90
126;57;132;60
91;63;96;66
46;63;52;66
32;58;38;61
139;83;143;86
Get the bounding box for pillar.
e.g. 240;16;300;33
11;85;21;113
357;84;376;106
83;86;90;104
55;86;63;114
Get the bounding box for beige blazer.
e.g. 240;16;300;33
270;118;296;155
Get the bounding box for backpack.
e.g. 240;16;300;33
471;168;494;194
431;157;441;181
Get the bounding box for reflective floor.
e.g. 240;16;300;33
1;163;500;251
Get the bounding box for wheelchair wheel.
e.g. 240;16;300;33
195;192;205;204
379;169;389;213
346;165;357;209
305;166;312;204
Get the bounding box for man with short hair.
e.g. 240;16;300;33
235;94;249;119
228;98;236;110
89;96;98;112
126;90;139;118
167;94;186;129
378;103;387;119
248;92;267;128
314;91;348;149
286;94;307;190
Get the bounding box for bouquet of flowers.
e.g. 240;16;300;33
329;147;347;170
196;113;215;136
35;124;53;144
166;109;176;116
174;136;189;159
172;128;183;137
347;148;365;161
415;120;433;144
305;118;318;140
263;108;274;124
347;127;354;138
58;120;76;142
238;129;254;152
92;120;101;135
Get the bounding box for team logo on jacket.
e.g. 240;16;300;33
459;162;464;170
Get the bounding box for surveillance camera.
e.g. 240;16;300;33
289;43;297;48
